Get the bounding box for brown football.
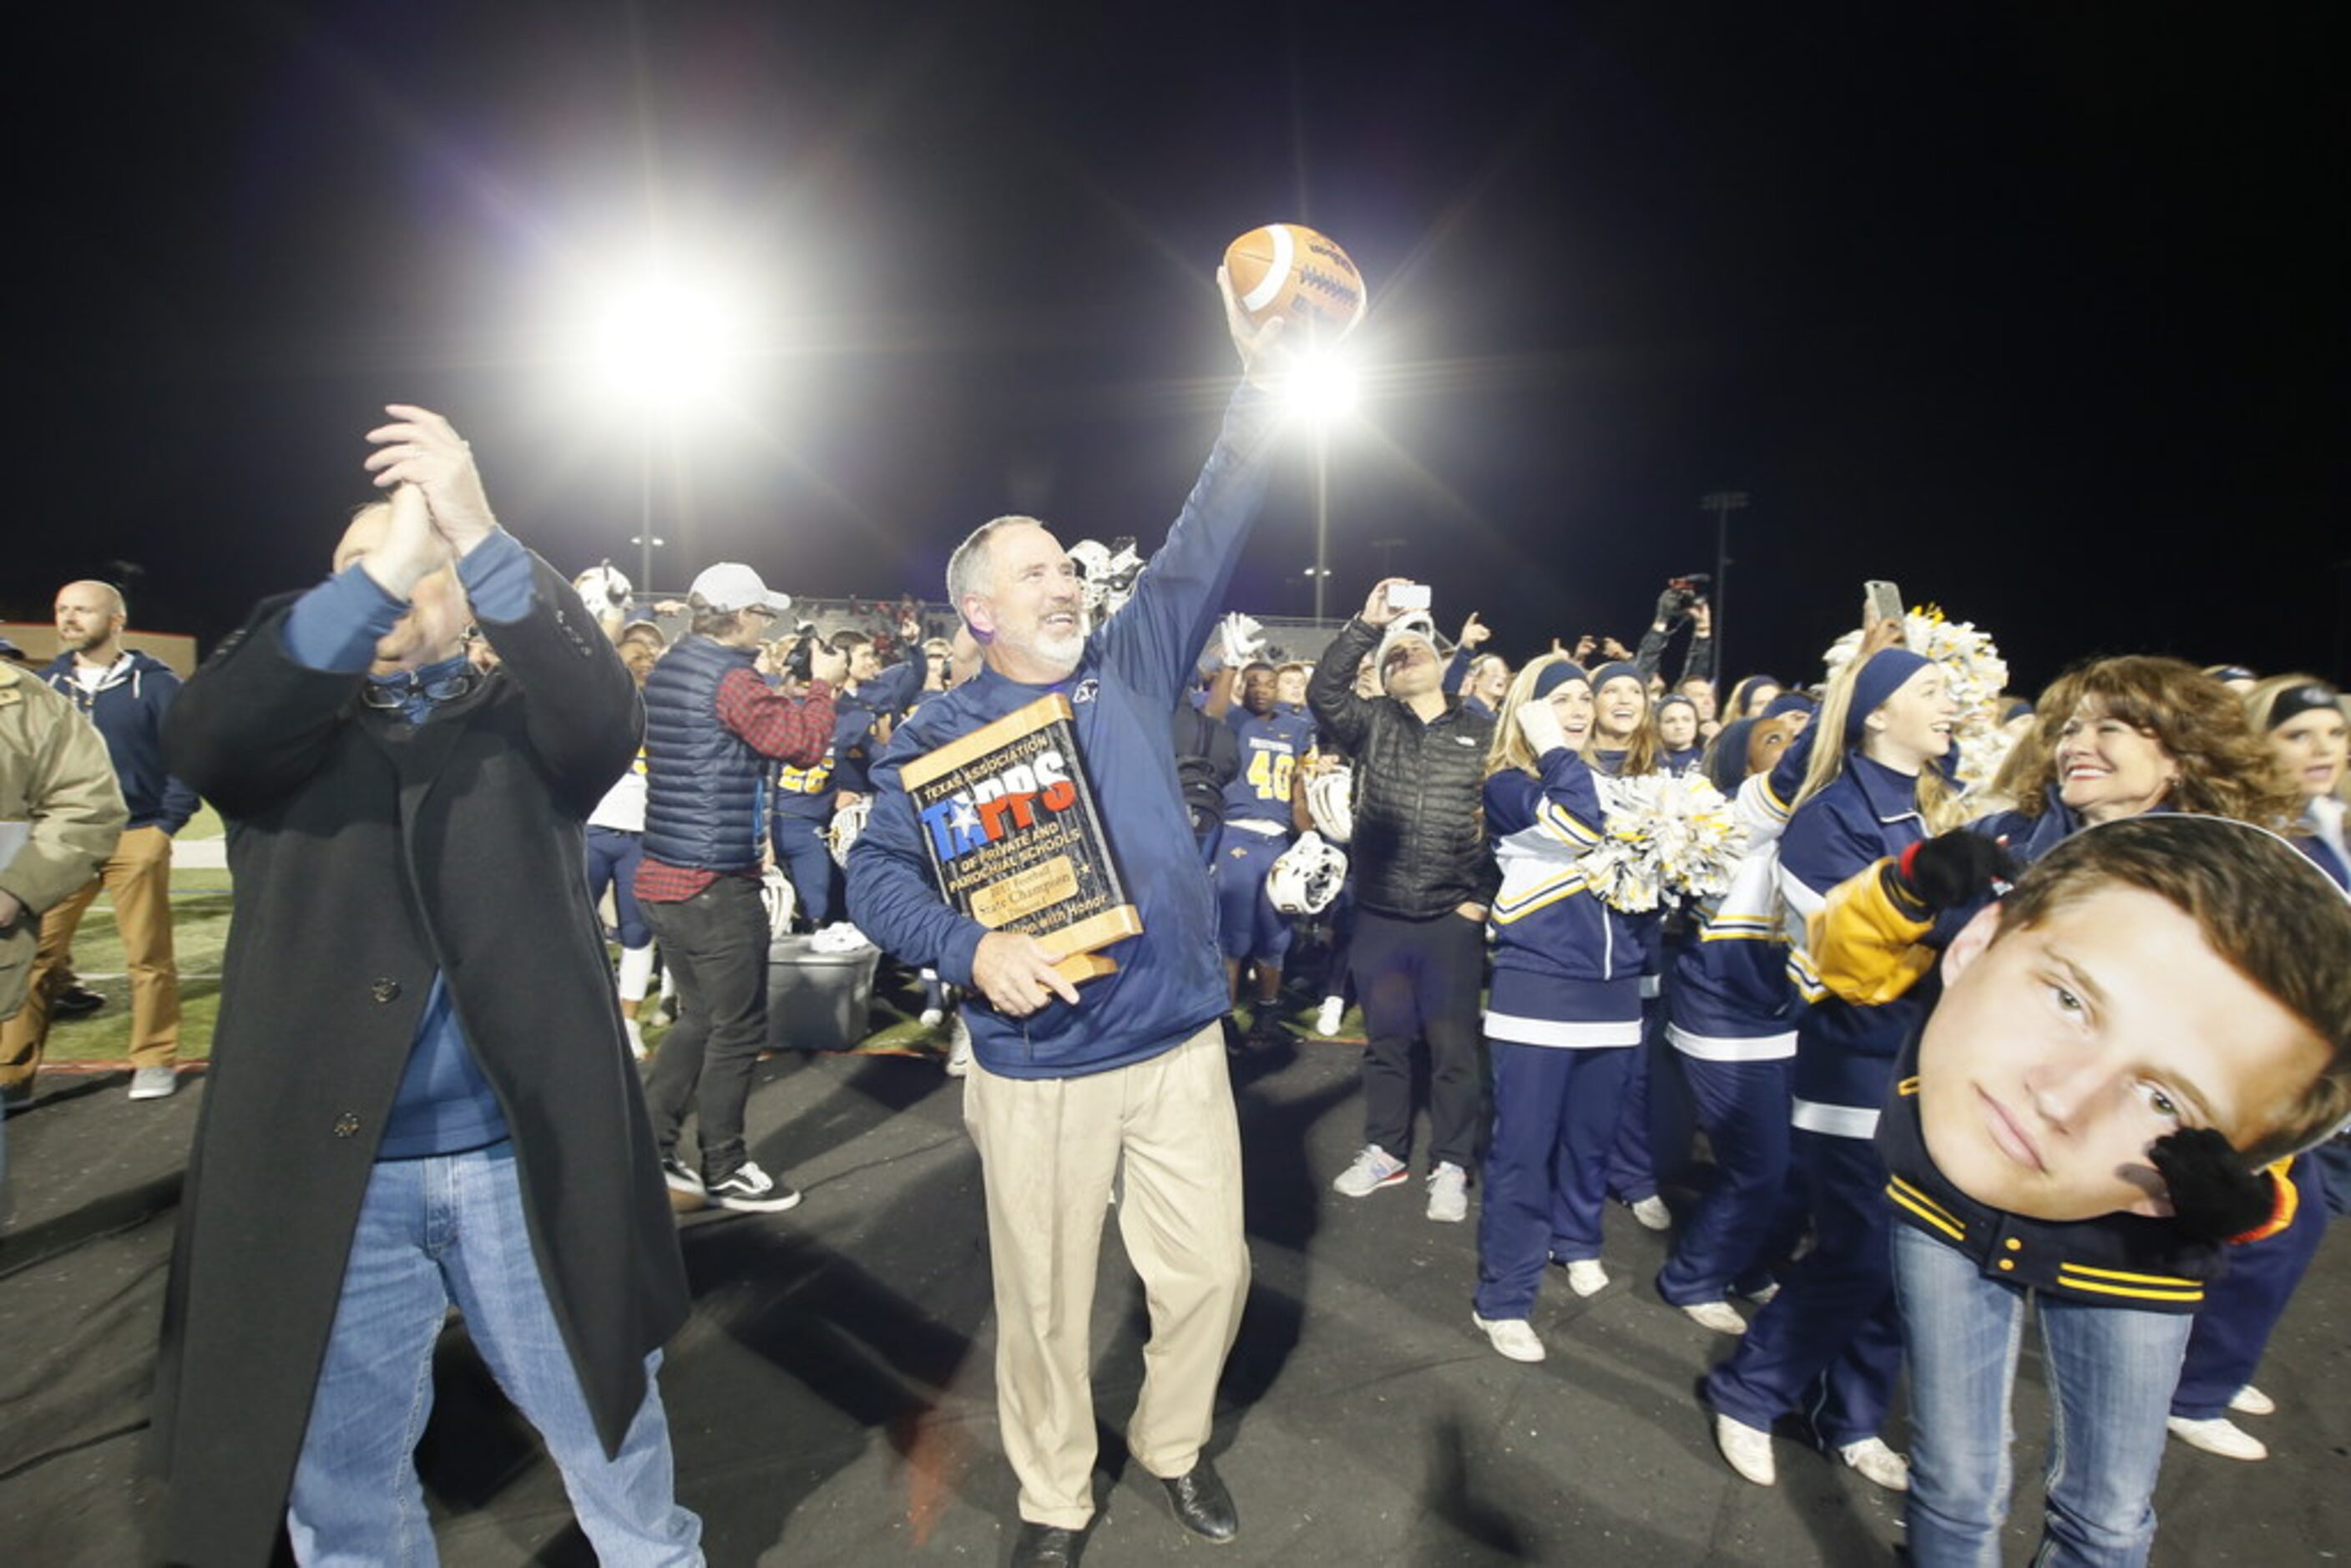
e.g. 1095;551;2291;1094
1224;224;1367;338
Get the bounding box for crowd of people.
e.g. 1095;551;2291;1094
3;276;2347;1566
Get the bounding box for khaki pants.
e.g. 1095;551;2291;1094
962;1023;1251;1530
0;824;180;1085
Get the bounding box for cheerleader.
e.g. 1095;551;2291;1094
2165;675;2350;1461
1656;694;1705;776
1703;643;1962;1491
1654;714;1818;1333
1582;662;1673;1230
1471;656;1651;1361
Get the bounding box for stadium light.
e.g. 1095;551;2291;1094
1282;347;1361;425
591;265;753;412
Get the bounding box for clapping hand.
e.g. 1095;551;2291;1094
364;406;497;559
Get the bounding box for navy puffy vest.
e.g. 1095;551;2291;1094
642;635;768;872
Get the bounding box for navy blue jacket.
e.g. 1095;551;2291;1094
641;635;769;873
1782;753;1956;1127
847;387;1277;1079
42;650;200;832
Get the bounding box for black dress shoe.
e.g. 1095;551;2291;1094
1161;1458;1238;1543
51;984;105;1019
1009;1520;1085;1565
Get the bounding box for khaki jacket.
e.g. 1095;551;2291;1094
0;663;127;1019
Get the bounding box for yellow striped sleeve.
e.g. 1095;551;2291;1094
1805;860;1937;1006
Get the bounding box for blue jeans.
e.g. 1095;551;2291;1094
289;1142;701;1566
1893;1223;2190;1568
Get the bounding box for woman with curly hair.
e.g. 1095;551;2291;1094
1970;655;2302;864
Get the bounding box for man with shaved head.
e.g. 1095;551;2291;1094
0;579;198;1103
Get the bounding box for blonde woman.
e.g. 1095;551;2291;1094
1469;655;1651;1362
1704;646;1960;1492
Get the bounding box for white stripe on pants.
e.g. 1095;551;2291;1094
962;1023;1250;1530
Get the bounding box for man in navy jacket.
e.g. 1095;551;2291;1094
0;581;200;1101
847;279;1287;1566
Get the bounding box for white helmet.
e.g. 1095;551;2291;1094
761;866;797;940
572;562;633;617
1304;763;1355;845
826;797;872;868
1267;831;1348;915
1066;537;1144;620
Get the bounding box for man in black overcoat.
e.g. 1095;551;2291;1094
158;405;700;1564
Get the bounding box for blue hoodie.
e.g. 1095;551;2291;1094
42;649;200;832
847;387;1277;1079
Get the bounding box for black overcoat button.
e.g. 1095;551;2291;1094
371;978;402;1003
333;1113;361;1137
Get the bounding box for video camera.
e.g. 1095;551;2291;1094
785;628;832;685
1661;573;1712;617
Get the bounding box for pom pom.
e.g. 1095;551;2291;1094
1823;605;2011;794
1581;773;1749;914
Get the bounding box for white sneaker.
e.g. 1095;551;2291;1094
1838;1436;1912;1492
623;1018;646;1060
1741;1280;1781;1307
1630;1196;1671;1232
128;1065;180;1101
1679;1299;1748;1335
1472;1313;1545;1363
1714;1414;1776;1486
1427;1162;1469;1223
1332;1145;1408;1197
1315;996;1344;1037
2166;1415;2268;1461
944;1014;973;1078
919;1006;945;1029
2228;1384;2275;1417
1562;1259;1609;1297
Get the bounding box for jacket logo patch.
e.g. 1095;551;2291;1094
1072;678;1100;705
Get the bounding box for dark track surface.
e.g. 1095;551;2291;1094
4;1042;2343;1565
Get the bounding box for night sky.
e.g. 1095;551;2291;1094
19;4;2347;693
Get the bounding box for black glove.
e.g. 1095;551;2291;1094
1652;588;1685;626
1881;831;2020;916
2148;1127;2278;1243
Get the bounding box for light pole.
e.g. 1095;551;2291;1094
1700;490;1749;672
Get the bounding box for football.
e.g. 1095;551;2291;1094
1223;224;1367;338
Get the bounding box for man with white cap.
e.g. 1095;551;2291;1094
635;562;846;1211
1307;579;1499;1222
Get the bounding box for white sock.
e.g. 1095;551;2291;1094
617;943;656;1004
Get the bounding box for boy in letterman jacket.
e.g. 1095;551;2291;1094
1808;814;2351;1567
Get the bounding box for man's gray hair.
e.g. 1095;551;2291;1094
945;515;1044;622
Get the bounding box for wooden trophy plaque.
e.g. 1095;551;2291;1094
899;693;1142;984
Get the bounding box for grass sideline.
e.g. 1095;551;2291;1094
30;807;1366;1070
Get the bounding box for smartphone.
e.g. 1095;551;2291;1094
1388;582;1431;613
1863;579;1904;626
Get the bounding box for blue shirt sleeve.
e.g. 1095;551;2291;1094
454;529;533;623
1090;387;1278;711
280;564;408;673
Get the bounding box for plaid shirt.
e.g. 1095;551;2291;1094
635;669;836;903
